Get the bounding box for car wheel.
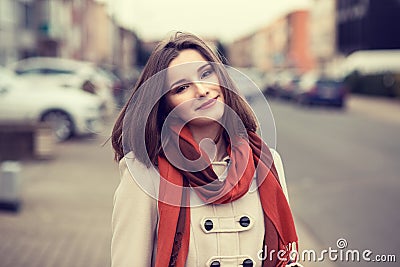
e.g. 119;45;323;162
335;100;345;109
41;110;74;142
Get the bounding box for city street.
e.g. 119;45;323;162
265;96;400;266
1;0;400;266
0;95;399;266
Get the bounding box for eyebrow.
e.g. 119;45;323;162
197;62;211;73
169;62;212;90
170;78;188;90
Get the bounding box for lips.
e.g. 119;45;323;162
196;96;219;110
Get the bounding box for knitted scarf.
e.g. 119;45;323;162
156;126;298;266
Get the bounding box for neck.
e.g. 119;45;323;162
189;122;227;162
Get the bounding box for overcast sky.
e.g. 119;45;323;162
105;0;311;42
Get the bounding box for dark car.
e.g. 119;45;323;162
277;74;301;100
263;71;300;100
294;74;347;108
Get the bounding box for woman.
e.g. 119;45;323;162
111;32;299;267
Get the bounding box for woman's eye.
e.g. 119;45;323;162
200;69;213;79
174;84;189;94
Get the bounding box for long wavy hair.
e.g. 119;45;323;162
111;31;257;167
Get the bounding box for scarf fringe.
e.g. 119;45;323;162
278;241;300;267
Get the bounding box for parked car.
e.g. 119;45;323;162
0;66;104;141
275;71;301;100
341;50;400;97
263;70;300;100
294;73;347;108
8;57;116;116
263;72;280;97
226;67;265;102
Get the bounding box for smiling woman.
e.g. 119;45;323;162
110;32;300;267
166;51;225;140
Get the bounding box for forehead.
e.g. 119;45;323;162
169;49;207;67
167;49;210;87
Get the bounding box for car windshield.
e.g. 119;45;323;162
317;80;341;87
16;68;75;76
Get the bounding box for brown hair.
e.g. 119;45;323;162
111;31;257;166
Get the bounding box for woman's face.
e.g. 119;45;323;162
165;49;225;126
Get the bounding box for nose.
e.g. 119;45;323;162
194;82;209;98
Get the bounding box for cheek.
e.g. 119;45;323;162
166;97;179;109
166;96;196;120
216;88;225;103
166;91;185;108
167;95;192;110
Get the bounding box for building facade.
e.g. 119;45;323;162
0;0;38;65
228;9;315;74
309;0;337;69
0;0;116;66
0;0;18;65
337;0;400;55
228;35;253;68
73;0;113;65
286;10;315;73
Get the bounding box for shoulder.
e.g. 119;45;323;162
269;148;284;170
117;151;160;200
269;148;290;202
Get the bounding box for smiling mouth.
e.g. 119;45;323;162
196;96;219;110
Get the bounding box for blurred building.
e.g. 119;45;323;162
0;0;38;65
309;0;337;70
67;0;113;65
228;35;253;68
11;0;75;58
0;0;18;65
286;10;315;72
112;25;139;78
337;0;400;55
265;18;289;71
228;19;288;71
228;9;315;74
0;0;115;66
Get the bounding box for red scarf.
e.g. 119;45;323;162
156;126;298;266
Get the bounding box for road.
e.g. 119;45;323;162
251;96;400;266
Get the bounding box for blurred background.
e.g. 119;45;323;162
0;0;399;266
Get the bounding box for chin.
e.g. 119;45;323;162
187;115;223;127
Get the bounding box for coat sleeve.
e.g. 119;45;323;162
270;149;290;204
111;158;158;267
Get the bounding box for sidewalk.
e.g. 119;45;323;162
0;134;119;267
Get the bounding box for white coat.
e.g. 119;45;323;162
111;149;289;267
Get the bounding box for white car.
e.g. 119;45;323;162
0;67;104;141
8;57;116;116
